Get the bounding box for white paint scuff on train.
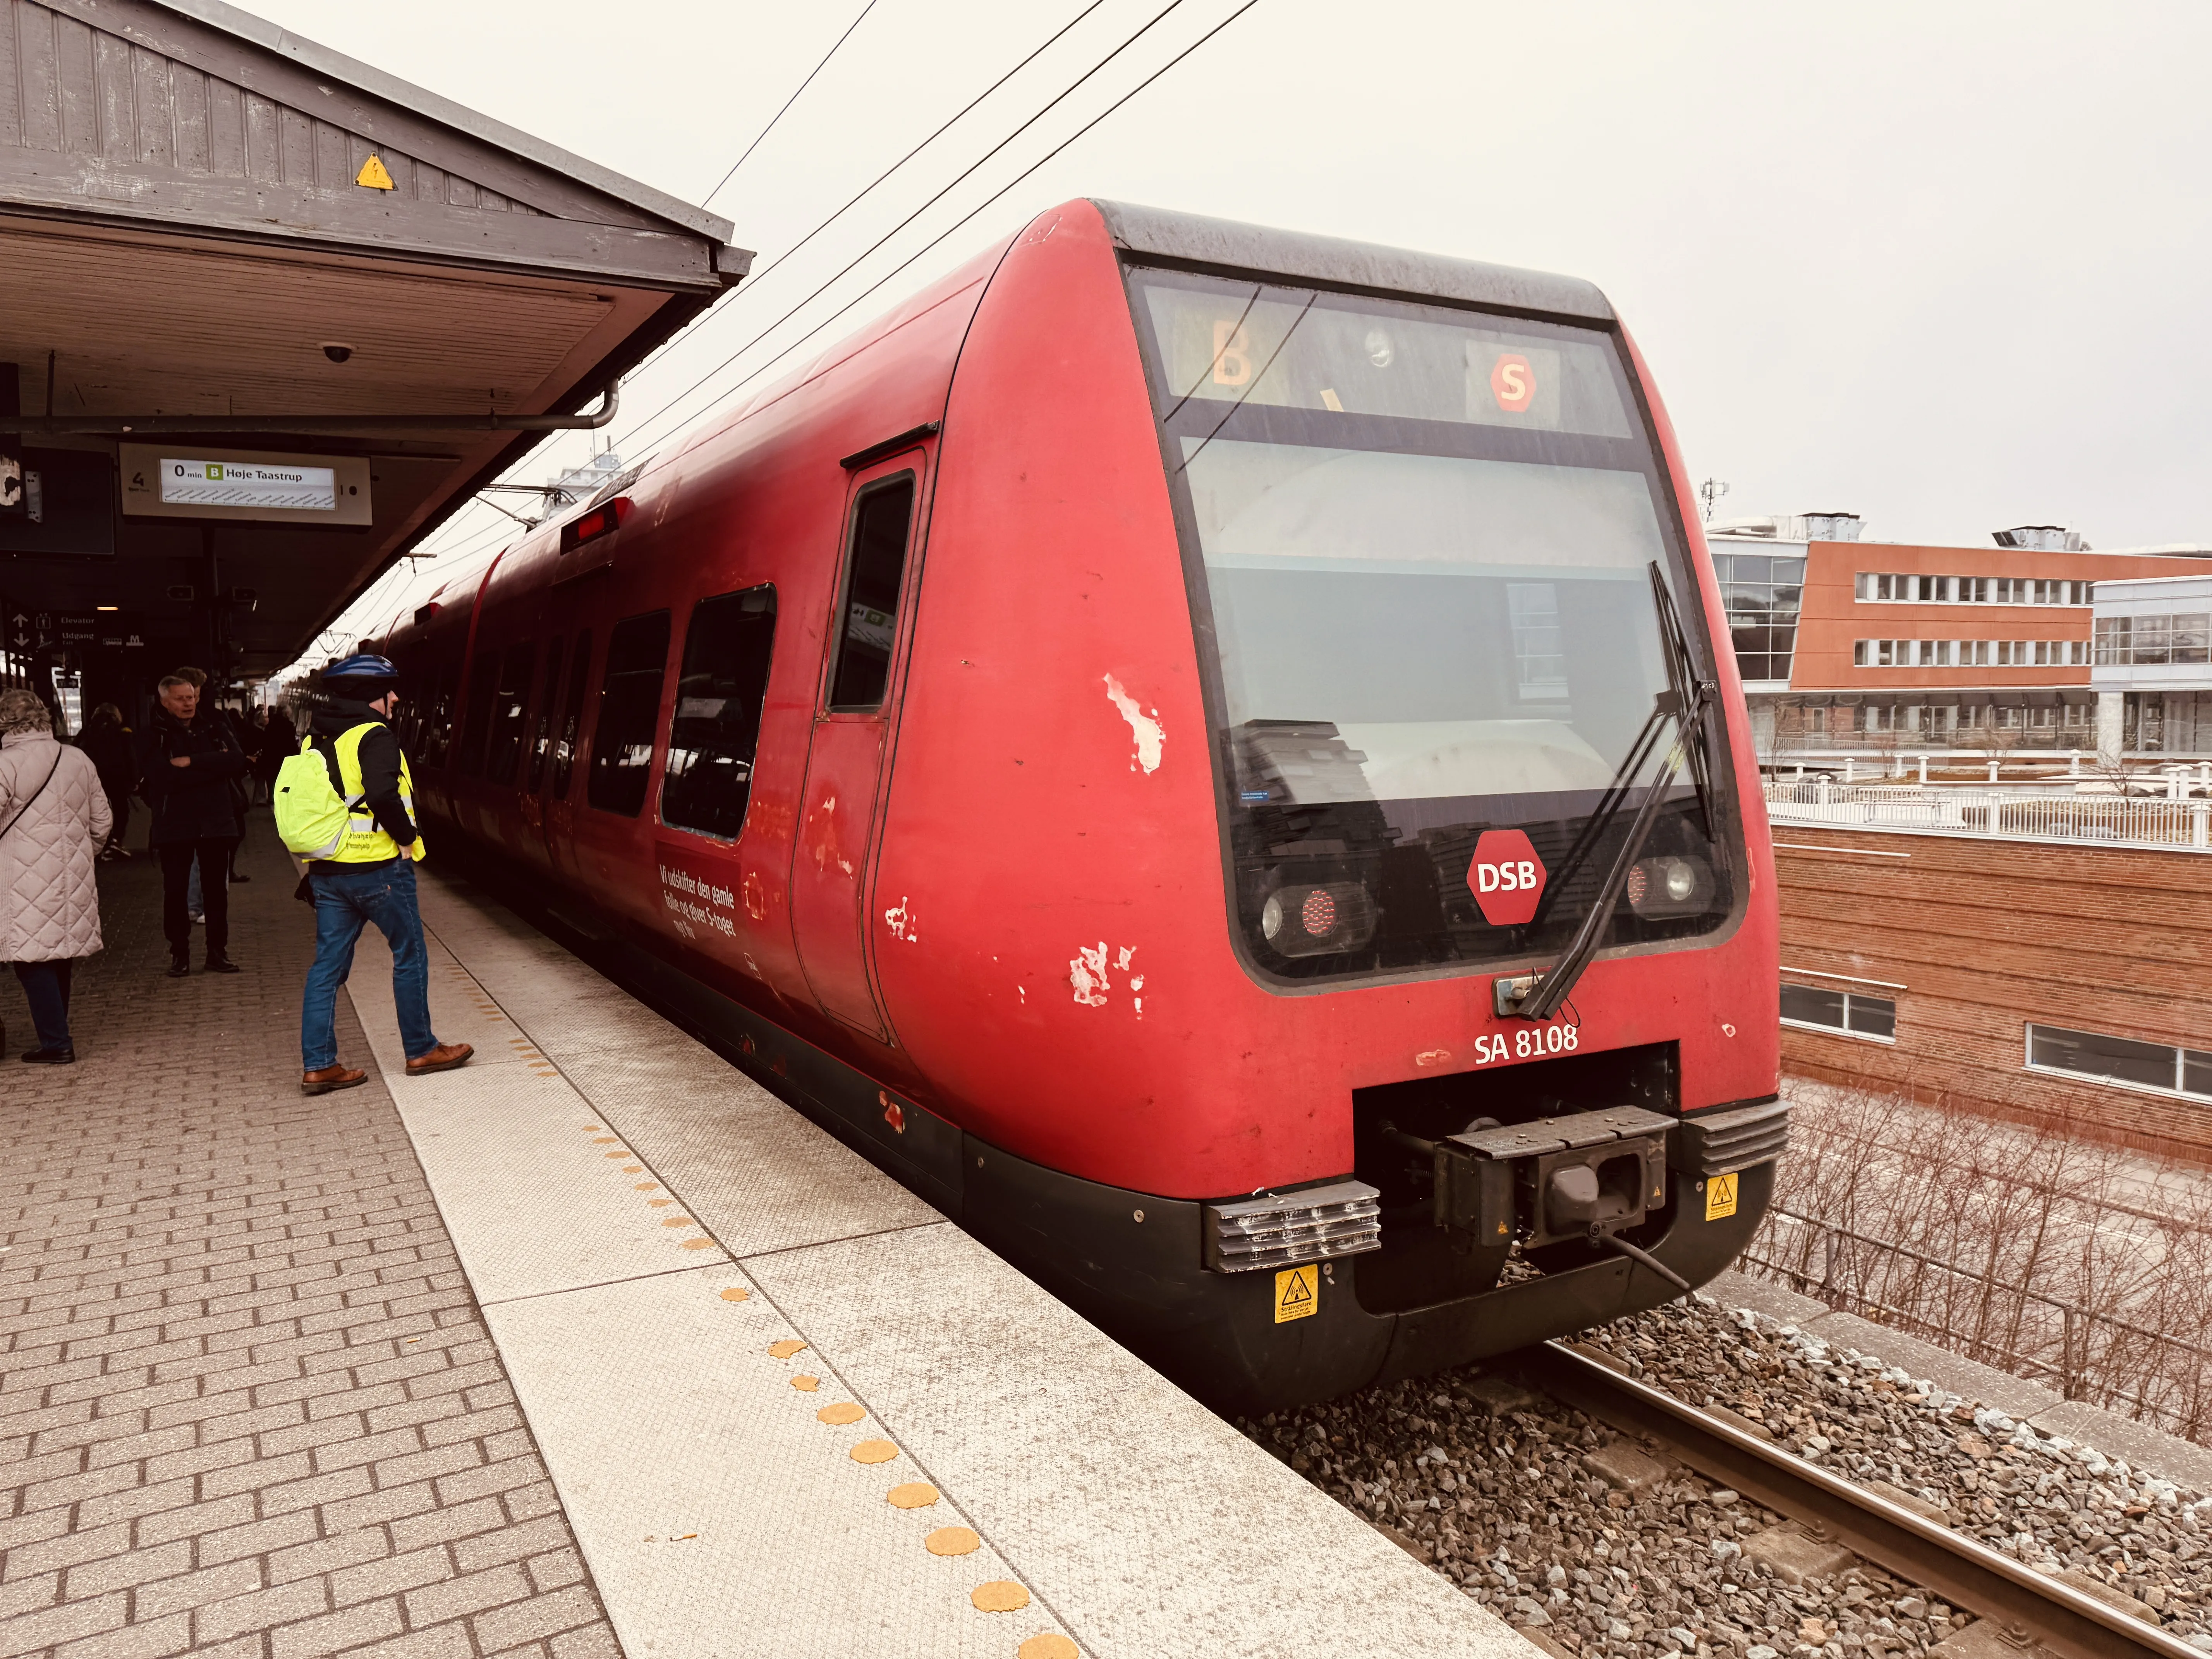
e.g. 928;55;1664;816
1103;675;1164;775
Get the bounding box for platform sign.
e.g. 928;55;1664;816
1468;830;1547;927
118;444;373;526
162;458;335;512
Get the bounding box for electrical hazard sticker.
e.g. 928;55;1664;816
1705;1173;1740;1221
1274;1264;1319;1324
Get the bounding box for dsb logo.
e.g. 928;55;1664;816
1468;829;1546;926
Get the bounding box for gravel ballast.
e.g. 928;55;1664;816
1236;1291;2212;1657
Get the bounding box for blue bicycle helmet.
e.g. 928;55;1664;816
324;651;399;688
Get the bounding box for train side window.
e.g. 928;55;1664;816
527;637;565;793
588;611;671;816
421;659;459;769
485;641;536;785
662;587;776;840
553;630;592;798
457;651;500;776
826;475;915;711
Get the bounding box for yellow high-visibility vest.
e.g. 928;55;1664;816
326;721;425;864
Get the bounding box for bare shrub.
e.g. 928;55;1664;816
1743;1064;2212;1442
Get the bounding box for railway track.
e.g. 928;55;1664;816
1525;1340;2198;1659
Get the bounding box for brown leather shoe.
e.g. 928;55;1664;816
302;1064;368;1096
405;1042;474;1077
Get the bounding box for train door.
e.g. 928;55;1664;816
790;458;925;1040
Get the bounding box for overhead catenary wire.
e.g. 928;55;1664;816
701;0;881;209
613;0;1209;456
609;0;1112;395
397;0;1185;565
285;0;1263;677
618;0;1264;459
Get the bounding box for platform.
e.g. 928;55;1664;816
0;824;1543;1659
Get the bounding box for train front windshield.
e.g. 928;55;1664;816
1127;266;1738;982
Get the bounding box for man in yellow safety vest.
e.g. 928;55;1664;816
299;653;474;1095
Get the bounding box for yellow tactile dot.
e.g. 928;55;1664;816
972;1582;1030;1612
850;1440;898;1465
886;1480;936;1507
769;1340;807;1358
582;1125;603;1132
924;1526;979;1557
790;1375;820;1393
647;1198;673;1208
679;1238;716;1250
622;1166;643;1174
603;1151;630;1159
636;1184;661;1193
719;1288;750;1302
1018;1636;1077;1659
659;1217;694;1228
592;1137;619;1144
817;1402;865;1426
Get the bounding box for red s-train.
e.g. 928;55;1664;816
370;200;1786;1413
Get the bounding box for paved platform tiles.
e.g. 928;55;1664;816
339;867;1542;1659
0;827;622;1658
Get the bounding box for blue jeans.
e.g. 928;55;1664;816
301;860;436;1069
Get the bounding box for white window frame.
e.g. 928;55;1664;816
1781;980;1898;1045
2023;1022;2212;1106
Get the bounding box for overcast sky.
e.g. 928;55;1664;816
259;0;2212;664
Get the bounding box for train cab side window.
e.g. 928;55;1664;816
527;637;565;793
485;641;536;785
663;587;776;840
553;631;592;799
588;611;671;816
826;475;915;711
457;651;500;776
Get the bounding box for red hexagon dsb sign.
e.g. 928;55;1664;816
1469;830;1546;926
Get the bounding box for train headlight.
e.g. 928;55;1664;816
1261;881;1375;957
1625;855;1713;918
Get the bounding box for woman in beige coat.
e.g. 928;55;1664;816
0;689;111;1063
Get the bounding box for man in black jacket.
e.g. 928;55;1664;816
136;671;246;976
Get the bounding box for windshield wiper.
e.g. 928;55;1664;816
1497;563;1717;1023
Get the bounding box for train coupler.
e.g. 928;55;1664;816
1386;1104;1675;1253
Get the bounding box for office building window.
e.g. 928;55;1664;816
1782;982;1897;1042
1716;552;1805;684
2027;1024;2212;1102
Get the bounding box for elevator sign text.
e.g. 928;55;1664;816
1469;830;1546;927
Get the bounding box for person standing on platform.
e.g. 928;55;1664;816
136;670;246;977
77;702;136;862
0;688;111;1064
294;653;472;1095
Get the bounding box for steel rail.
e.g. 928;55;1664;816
1523;1340;2197;1659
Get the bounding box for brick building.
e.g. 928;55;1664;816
1709;517;2212;758
1771;822;2212;1162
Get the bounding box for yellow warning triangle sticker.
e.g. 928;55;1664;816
1280;1272;1313;1305
356;153;396;191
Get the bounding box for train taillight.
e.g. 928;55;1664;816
1261;881;1375;957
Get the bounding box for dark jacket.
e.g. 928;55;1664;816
309;699;420;852
77;718;137;799
255;711;298;784
136;705;247;844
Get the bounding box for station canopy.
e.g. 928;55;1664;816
0;0;747;693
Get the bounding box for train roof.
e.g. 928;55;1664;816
1090;199;1614;327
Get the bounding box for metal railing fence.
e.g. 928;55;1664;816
1764;780;2212;852
1743;1207;2212;1444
